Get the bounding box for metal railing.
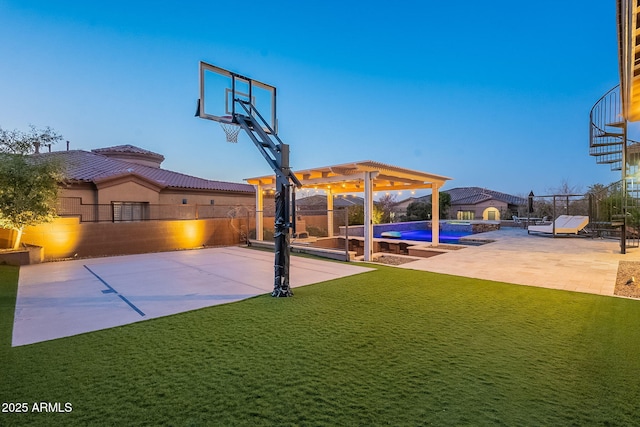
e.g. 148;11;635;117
589;85;625;171
56;197;255;223
587;181;640;249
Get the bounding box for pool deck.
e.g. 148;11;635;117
396;227;640;297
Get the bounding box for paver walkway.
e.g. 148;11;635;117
399;228;640;296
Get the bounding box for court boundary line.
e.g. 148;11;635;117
83;265;146;317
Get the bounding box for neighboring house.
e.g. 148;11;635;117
37;144;255;221
445;187;526;220
295;194;364;212
292;194;365;236
394;196;422;216
397;187;526;221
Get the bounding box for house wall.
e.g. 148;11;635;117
97;181;161;204
59;185;97;204
0;216;254;261
60;182;254;207
452;200;508;219
159;191;254;206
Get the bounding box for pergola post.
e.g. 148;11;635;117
363;171;377;261
327;188;334;237
255;184;264;240
432;183;440;247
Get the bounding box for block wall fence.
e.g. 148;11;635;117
0;216;254;261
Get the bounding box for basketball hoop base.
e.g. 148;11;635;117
271;288;293;297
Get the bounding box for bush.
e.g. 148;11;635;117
306;226;328;237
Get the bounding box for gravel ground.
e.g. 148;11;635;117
372;255;419;265
615;261;640;298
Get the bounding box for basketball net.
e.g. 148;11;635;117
220;122;241;143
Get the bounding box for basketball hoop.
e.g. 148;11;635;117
219;115;240;143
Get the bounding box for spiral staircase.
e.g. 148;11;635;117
589;84;640;251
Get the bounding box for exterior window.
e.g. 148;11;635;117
182;199;188;204
210;199;215;205
457;211;474;220
112;202;149;222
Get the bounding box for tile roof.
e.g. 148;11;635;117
444;187;526;206
408;187;526;206
35;149;255;193
92;144;164;158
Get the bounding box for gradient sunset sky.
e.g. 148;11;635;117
0;1;623;197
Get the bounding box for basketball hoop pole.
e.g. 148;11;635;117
233;100;301;297
273;152;293;296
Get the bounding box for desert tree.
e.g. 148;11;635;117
404;201;431;221
0;126;65;249
377;193;399;223
402;192;451;221
0;125;63;154
347;204;383;225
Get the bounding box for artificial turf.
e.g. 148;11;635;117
1;262;639;426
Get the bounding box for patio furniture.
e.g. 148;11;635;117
527;215;589;235
536;216;551;225
378;241;391;253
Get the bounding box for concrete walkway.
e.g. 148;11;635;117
399;228;640;296
12;246;373;347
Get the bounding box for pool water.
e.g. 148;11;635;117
375;229;473;244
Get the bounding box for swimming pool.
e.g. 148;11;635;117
375;229;473;244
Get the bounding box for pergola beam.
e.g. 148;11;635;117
249;181;443;194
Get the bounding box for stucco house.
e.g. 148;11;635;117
445;187;526;220
41;144;255;221
0;144;258;259
397;187;526;221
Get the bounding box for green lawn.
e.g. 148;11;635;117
1;262;639;426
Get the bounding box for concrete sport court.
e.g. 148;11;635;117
12;247;373;347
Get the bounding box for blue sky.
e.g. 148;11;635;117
0;0;623;198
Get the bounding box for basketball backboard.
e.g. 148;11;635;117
197;61;277;134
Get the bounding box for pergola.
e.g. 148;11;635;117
246;160;452;261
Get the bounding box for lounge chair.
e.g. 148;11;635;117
512;215;524;228
527;215;589;235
